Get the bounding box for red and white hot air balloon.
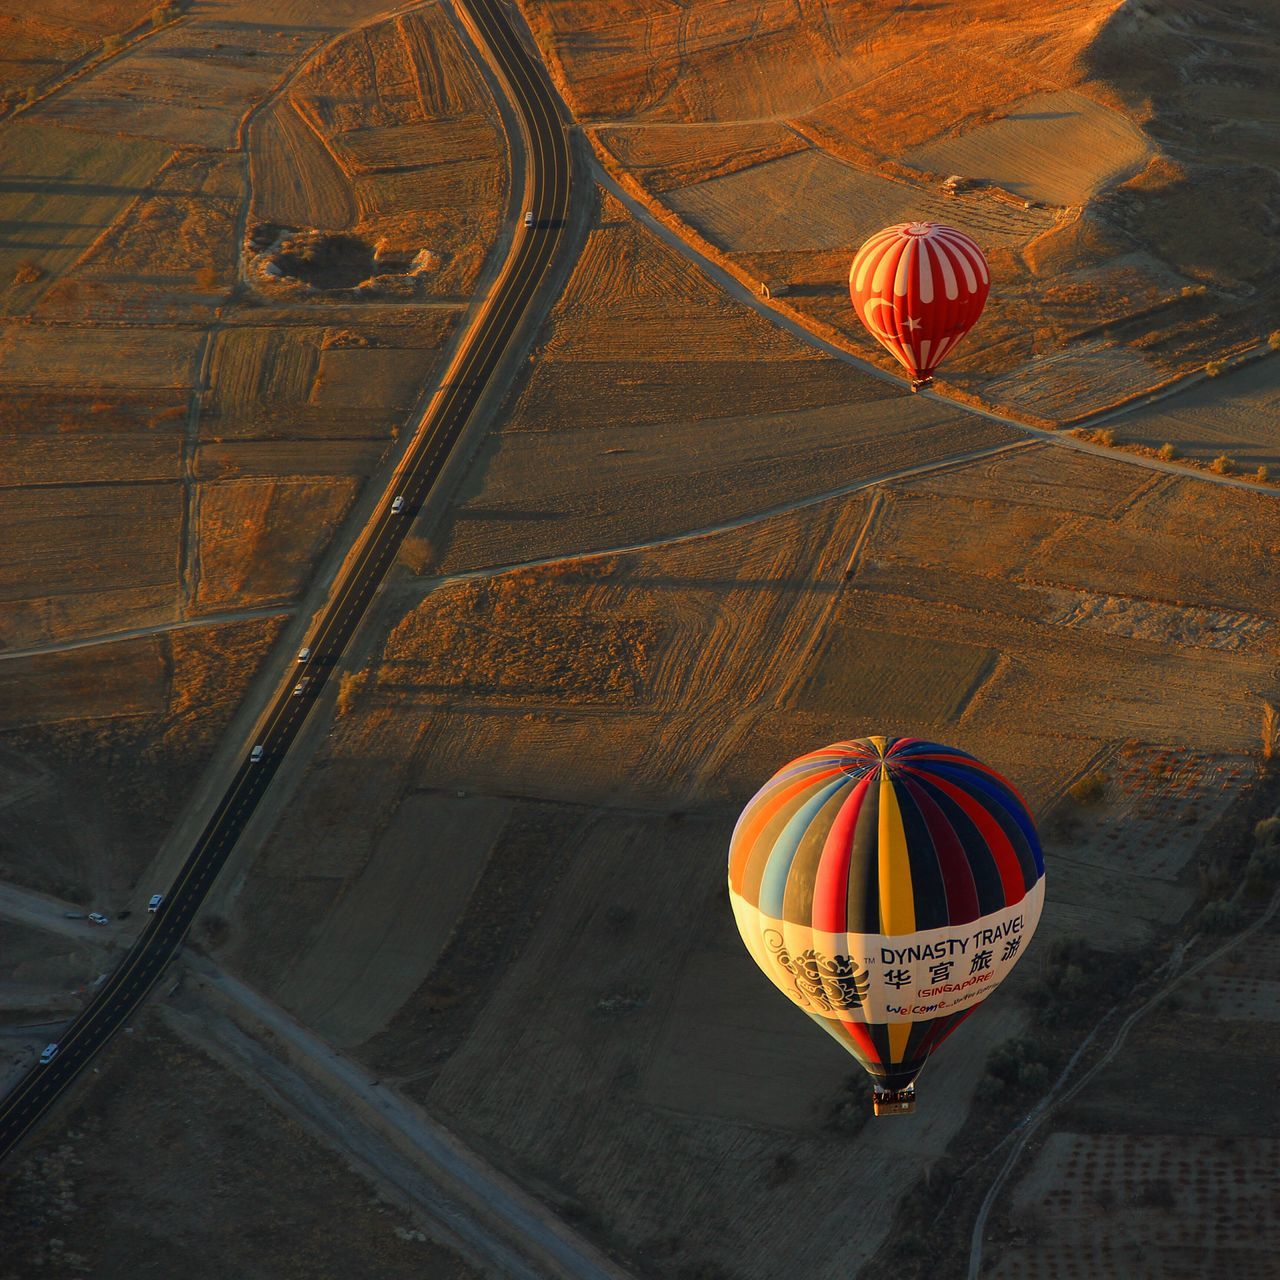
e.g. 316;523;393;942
849;222;989;392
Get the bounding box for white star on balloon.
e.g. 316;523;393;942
904;316;922;331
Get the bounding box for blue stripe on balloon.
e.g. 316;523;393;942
919;761;1043;874
757;777;850;918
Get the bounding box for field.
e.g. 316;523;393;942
0;613;287;901
0;1010;480;1279
420;185;1018;577
902;90;1152;210
1113;357;1280;473
0;0;507;920
0;1;160;104
4;0;1280;1274
537;0;1280;418
987;912;1280;1279
219;413;1278;1276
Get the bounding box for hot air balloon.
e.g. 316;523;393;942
848;222;989;393
728;737;1043;1116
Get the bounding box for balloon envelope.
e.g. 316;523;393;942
848;222;989;388
728;737;1043;1097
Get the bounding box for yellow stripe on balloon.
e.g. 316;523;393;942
888;1020;912;1064
868;735;887;756
877;769;915;935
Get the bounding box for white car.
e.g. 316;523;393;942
297;646;311;663
391;495;405;513
88;912;109;926
292;678;311;697
523;210;534;228
40;1043;59;1064
250;744;264;762
148;894;164;912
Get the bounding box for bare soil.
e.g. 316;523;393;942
0;1010;481;1280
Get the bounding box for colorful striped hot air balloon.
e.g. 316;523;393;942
848;222;990;392
728;737;1044;1116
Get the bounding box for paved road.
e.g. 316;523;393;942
0;0;572;1163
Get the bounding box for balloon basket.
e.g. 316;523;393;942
908;377;933;395
872;1084;916;1117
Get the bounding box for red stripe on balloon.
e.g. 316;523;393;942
811;775;873;933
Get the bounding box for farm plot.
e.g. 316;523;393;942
192;476;360;611
1023;475;1280;621
666;147;1053;255
38;151;242;325
1116;357;1280;472
0;325;199;389
0;482;182;650
429;394;1016;576
0;120;171;316
249;97;356;232
977;339;1164;422
0;636;167;729
904;90;1152;209
994;1133;1280;1280
787;626;996;727
270;795;512;1048
0;612;286;900
1043;590;1275;654
595;122;808;193
41;18;298;150
0;421;180;487
1060;745;1260;882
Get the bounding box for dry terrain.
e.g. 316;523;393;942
0;1008;481;1280
527;0;1280;421
5;1;1280;1277
216;182;1280;1274
0;0;506;913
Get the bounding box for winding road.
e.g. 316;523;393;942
0;0;572;1165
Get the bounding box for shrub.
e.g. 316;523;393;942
765;1151;798;1188
103;33;125;52
194;264;218;291
1157;442;1178;461
1205;360;1225;377
1180;284;1207;298
399;535;434;574
335;670;369;716
1136;1178;1176;1209
1094;427;1116;446
1199;899;1244;935
11;260;42;285
1246;846;1280;892
1255;816;1280;848
1255;465;1270;483
1069;771;1108;805
981;1036;1053;1098
199;914;230;948
1269;330;1280;351
24;85;37;105
824;1074;871;1135
603;903;637;933
1209;454;1234;475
